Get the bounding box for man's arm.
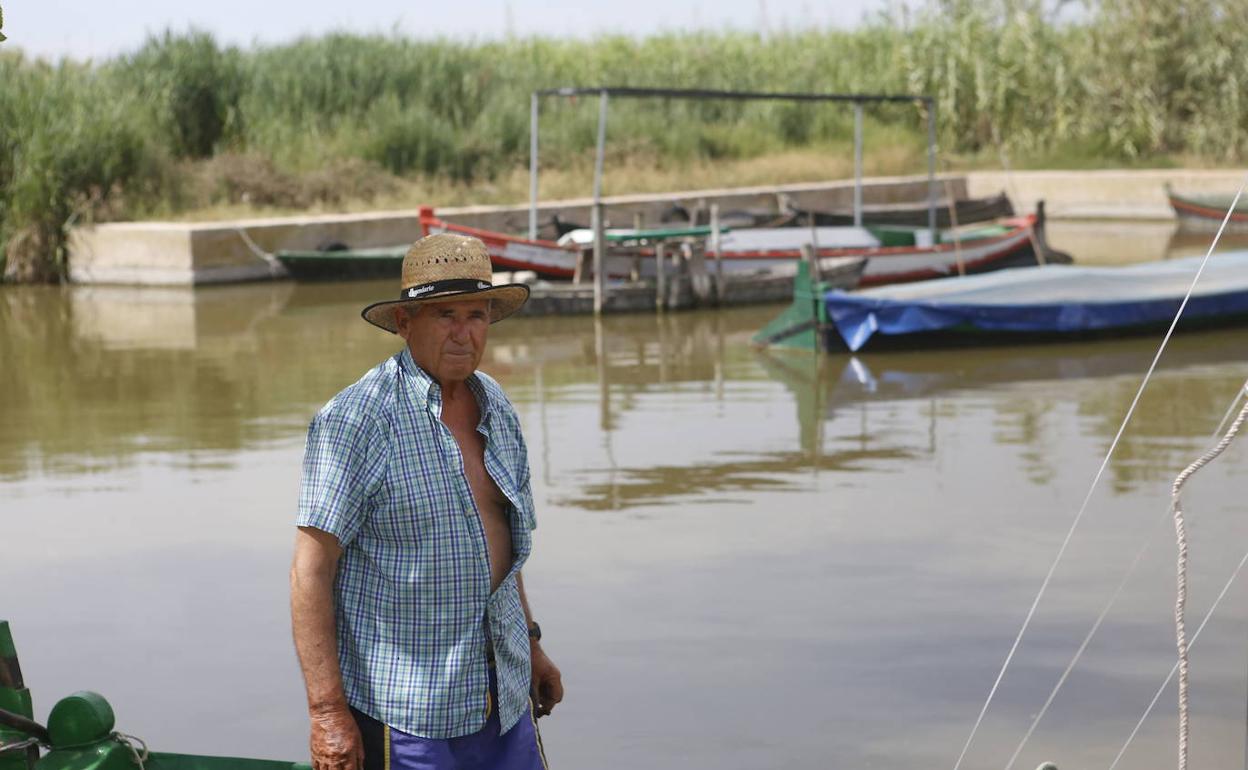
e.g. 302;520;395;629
517;571;564;716
291;526;364;770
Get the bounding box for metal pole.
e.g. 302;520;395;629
801;243;820;353
529;92;539;240
710;203;722;303
655;241;666;312
853;101;863;228
926;98;937;236
593;90;609;315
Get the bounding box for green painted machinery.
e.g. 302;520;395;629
0;622;310;770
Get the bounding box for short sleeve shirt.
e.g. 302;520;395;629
297;348;537;738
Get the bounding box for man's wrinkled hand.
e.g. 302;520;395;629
309;705;365;770
530;646;564;717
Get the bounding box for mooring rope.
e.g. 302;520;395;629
1210;381;1248;439
1108;533;1248;770
235;227;290;278
1001;510;1163;770
988;122;1046;266
1003;380;1248;770
953;174;1248;770
0;737;39;752
112;732;149;770
1169;393;1248;770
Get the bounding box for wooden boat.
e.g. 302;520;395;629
754;251;1248;352
422;206;1064;284
547;191;1015;233
1166;184;1248;231
276;203;1065;286
776;190;1014;229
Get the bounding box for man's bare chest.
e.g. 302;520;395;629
441;404;507;514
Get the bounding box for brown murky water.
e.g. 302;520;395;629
3;228;1248;770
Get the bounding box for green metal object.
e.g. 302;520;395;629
0;621;313;770
35;736;134;770
0;623;16;660
149;754;312;770
46;694;114;749
751;260;831;351
1;621;36;770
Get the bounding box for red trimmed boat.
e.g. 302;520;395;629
1166;184;1248;232
418;205;1066;286
275;203;1069;284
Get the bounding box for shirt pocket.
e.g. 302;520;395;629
368;460;453;543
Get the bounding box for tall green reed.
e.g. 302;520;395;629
5;1;1248;280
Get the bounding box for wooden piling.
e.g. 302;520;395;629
592;202;606;314
631;212;644;281
655;242;667;312
688;241;712;307
710;204;723;304
801;243;820;283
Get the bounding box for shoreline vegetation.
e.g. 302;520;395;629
2;1;1245;282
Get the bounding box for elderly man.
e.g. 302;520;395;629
290;233;562;770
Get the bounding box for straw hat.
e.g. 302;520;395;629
361;233;530;333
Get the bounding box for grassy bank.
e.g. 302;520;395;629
2;1;1246;280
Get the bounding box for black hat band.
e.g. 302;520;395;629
400;278;494;300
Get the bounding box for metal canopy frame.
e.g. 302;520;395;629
528;86;938;313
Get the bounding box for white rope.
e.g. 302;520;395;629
1108;541;1248;770
0;737;40;752
1003;379;1248;770
1169;396;1248;770
235;227;290;279
988;122;1046;265
1210;381;1248;439
1001;509;1164;770
112;732;149;770
953;173;1248;770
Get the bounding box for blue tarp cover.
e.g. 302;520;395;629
827;251;1248;351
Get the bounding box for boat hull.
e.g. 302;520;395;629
421;212;1055;286
275;248;404;281
825;252;1248;351
276;206;1058;288
1167;189;1248;232
755;251;1248;352
781;191;1014;229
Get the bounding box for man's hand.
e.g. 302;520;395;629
530;645;564;717
309;704;364;770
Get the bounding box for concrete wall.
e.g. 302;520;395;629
67;173;964;285
966;168;1248;221
68;211;430;285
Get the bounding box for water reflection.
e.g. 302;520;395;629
4;280;1248;501
1045;220;1248;265
758;330;1248;491
3;252;1248;770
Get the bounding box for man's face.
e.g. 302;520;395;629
395;299;490;386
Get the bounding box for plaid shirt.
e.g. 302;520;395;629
297;348;537;739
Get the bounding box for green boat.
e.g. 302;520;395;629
0;621;308;770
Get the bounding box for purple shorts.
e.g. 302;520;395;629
351;671;548;770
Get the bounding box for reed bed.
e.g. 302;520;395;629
3;0;1247;280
